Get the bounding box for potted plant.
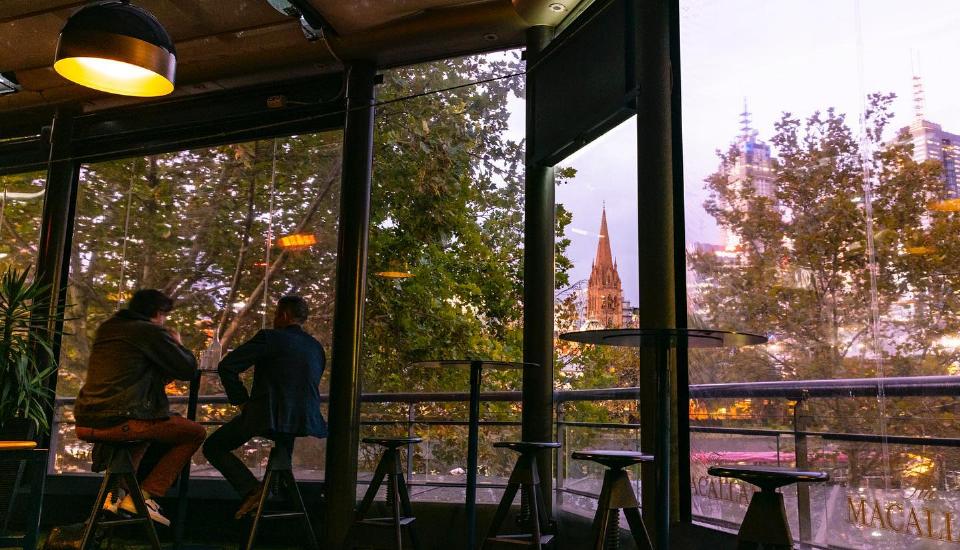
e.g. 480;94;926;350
0;267;60;442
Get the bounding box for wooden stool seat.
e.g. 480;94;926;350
362;437;423;448
570;450;653;470
79;442;161;550
353;437;422;549
493;442;561;453
243;439;318;550
481;441;558;549
708;465;829;549
707;465;828;491
572;450;653;550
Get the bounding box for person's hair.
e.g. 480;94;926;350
277;295;309;324
128;289;174;318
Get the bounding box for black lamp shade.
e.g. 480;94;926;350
54;1;176;97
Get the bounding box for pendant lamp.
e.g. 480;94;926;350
53;1;176;97
375;259;415;279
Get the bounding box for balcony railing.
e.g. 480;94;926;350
49;375;960;549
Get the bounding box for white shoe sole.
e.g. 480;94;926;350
118;500;171;527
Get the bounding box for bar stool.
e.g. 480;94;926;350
571;450;653;550
79;442;161;550
481;441;560;549
707;465;829;549
353;437;422;550
243;439;318;550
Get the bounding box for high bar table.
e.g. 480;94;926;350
410;360;537;550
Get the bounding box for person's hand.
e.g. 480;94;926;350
167;327;183;345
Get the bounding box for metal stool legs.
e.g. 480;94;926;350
354;444;421;550
80;446;161;550
244;443;319;550
736;489;791;550
481;449;554;549
589;467;652;550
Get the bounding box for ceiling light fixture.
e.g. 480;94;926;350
53;1;176;97
0;72;20;96
375;259;415;279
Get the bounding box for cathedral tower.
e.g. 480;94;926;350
587;207;624;328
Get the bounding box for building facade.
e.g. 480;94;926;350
587;207;624;328
899;118;960;197
720;105;775;250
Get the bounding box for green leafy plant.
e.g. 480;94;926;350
0;268;59;436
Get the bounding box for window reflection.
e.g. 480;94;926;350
683;1;960;546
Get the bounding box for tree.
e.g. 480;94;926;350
689;92;960;486
28;53;578;477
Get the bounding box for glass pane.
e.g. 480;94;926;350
361;52;526;502
683;1;960;547
553;116;642;516
54;132;342;479
0;171;44;272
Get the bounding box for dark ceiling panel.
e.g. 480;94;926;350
310;0;481;34
0;0;568;128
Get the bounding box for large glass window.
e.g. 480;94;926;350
0;171;44;273
683;1;960;547
359;53;527;501
53;132;342;477
552;117;643;513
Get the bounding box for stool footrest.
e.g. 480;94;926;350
487;534;554;546
358;516;416;527
260;512;307;520
97;517;154;528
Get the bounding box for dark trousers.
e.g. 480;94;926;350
202;416;295;497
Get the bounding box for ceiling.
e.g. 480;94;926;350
0;0;581;133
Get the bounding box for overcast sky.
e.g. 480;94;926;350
507;0;960;305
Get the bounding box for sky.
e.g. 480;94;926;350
509;0;960;306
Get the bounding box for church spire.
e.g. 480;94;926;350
594;206;614;268
587;205;624;328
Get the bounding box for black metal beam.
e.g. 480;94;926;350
323;62;377;548
521;24;556;518
35;108;81;446
0;134;47;176
635;0;679;544
0;74;347;175
668;0;691;523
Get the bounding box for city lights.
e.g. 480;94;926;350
276;233;317;249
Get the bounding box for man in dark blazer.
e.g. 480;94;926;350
202;295;327;518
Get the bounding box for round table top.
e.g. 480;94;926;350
410;359;538;370
559;328;767;348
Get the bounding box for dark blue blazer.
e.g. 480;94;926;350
217;325;327;438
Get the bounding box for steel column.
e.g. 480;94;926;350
36;108;80;447
324;62;377;547
522;24;556;517
668;0;691;524
636;0;681;546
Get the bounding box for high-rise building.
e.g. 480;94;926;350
587;207;624;328
720;102;775;250
899;120;960;197
897;75;960;196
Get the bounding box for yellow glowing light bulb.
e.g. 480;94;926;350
54;56;173;97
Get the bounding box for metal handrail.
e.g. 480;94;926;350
50;374;960;548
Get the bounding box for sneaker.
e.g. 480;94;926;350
102;489;126;514
118;494;171;527
235;486;264;520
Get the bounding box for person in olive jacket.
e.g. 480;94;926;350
202;295;327;519
74;289;204;527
